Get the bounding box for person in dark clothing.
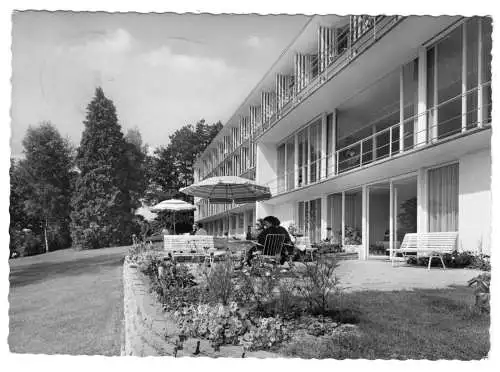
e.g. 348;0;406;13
242;216;294;266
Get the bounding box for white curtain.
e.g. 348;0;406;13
428;163;459;232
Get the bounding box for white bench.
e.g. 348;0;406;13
163;235;226;263
392;232;458;269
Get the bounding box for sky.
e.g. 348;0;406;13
11;11;309;157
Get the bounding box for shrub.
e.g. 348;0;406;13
205;259;234;305
294;256;341;314
175;302;289;352
20;232;44;256
313;242;343;254
468;272;490;313
275;278;297;317
469;254;491;271
406;250;490;270
156;260;197;289
235;265;280;313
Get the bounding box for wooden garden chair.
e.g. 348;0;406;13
252;234;287;267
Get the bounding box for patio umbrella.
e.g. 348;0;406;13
180;176;272;237
150;198;196;234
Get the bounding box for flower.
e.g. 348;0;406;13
229;301;238;312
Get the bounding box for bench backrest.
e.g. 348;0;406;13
163;235;215;255
400;232;458;252
262;234;286;257
295;236;312;249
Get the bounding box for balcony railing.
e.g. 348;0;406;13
254;15;403;139
196;16;402;179
268;82;491;196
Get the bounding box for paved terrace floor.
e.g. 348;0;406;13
335;259;482;292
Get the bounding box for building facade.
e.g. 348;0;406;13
193;15;492;258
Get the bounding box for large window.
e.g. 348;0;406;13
276;136;296;193
428;163;459;232
309;119;322;183
336;66;402;172
277;143;286;193
427;18;492;141
326;113;335;176
297;127;309;187
326;190;362;247
297;198;322;243
327;193;342;244
286;137;295;191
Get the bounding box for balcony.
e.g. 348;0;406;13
267;82;492;197
254;15;403;139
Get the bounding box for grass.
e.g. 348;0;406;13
282;286;490;360
9;246;128;355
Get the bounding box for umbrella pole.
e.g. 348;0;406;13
226;210;230;250
173;212;176;235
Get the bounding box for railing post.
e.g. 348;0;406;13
373;16;376;40
360;141;363;167
336;151;339;175
389;126;393;157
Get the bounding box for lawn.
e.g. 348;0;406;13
9;246;128;355
282;285;490;359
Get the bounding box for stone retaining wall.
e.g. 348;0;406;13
122;260;178;356
122;258;279;358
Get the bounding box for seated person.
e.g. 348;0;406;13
242;216;294;266
191;222;208;236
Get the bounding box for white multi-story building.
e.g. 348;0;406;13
193;15;492;258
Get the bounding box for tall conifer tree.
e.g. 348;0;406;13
71;87;137;249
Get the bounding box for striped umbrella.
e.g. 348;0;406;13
180;176;271;204
150;199;196;234
180;176;271;238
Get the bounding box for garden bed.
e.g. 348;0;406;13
125;242;490;359
125;242;363;357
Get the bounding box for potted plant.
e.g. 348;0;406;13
343;225;362;254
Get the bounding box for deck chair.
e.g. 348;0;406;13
252;234;286;266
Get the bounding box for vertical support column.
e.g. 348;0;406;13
361;185;368;260
321;112;327;180
400;65;405;152
341;191;345;249
294;132;299;188
389;180;394;260
462;21;468;132
307;126;311;185
331;110;337;175
431;46;438;141
321;195;328;241
477;18;484;128
243;210;248;236
394;186;399;247
417;167;428;233
417;46;428;147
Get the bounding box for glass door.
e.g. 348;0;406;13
392;176;418;254
368;182;391;258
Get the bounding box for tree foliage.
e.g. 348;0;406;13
70;87;142;249
146;119;222;204
11;122;74;254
